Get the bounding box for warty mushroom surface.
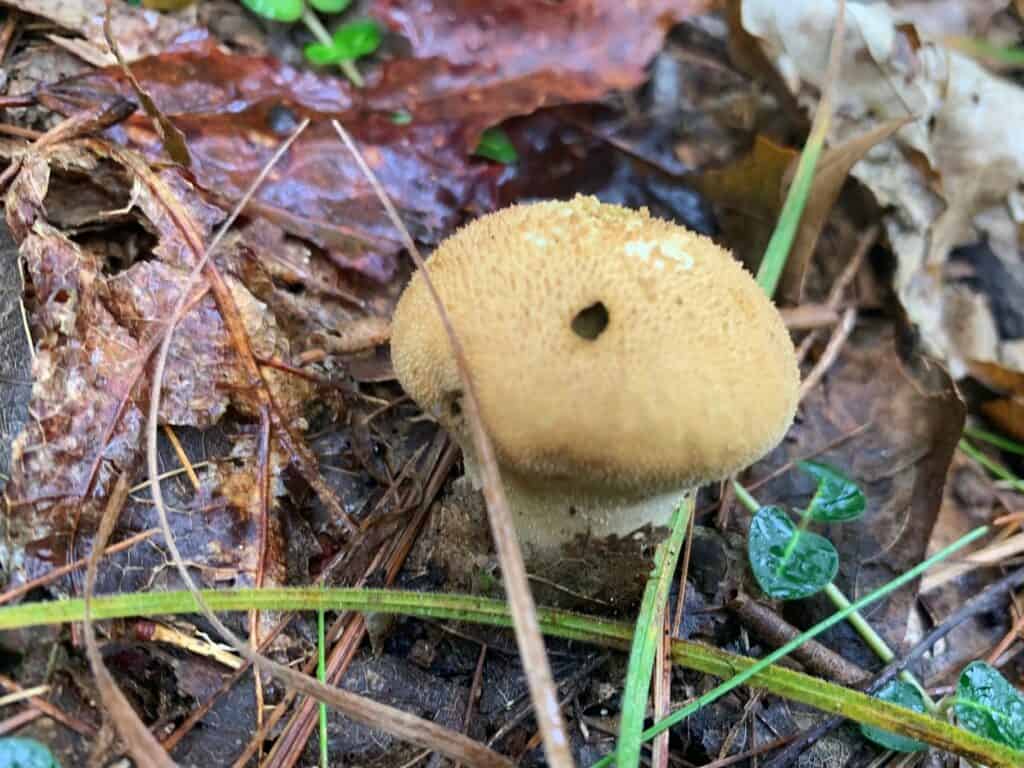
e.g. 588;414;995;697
392;195;799;607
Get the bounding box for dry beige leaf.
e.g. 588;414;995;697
9;0;197;64
741;0;1024;378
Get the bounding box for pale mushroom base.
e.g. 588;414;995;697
409;473;686;613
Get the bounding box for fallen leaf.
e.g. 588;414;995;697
5;0;202;65
697;119;905;300
697;134;792;223
40;1;705;281
981;398;1024;442
2;141;309;587
969;360;1024;441
746;319;965;663
778;118;910;304
741;0;1024;376
694;134;794;272
369;0;706;129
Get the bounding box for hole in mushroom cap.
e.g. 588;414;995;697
443;389;463;419
571;301;609;341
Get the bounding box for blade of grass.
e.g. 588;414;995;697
959;438;1024;493
591;523;994;768
318;607;328;768
963;425;1024;455
2;529;1021;766
949;37;1024;67
617;496;693;768
755;0;845;297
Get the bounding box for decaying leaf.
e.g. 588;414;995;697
698;134;793;223
747;319;965;656
2;140;311;584
969;360;1024;441
39;1;703;282
778;118;909;304
370;0;706;128
6;0;201;65
741;0;1024;376
6;220;144;515
697;120;906;301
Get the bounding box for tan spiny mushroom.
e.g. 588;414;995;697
392;195;799;608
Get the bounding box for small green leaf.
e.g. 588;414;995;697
0;738;61;768
331;20;383;60
304;42;342;66
799;460;866;522
748;506;838;600
473;127;518;164
390;110;413;125
955;661;1024;749
309;0;351;13
240;0;304;23
860;680;928;752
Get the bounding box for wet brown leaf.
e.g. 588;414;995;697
969;359;1024;441
697;120;907;303
40;1;704;281
4;219;145;581
2;140;310;586
370;0;706;128
697;134;792;220
746;320;965;664
777;118;910;304
6;0;200;65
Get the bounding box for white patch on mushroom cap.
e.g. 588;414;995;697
624;240;655;262
624;238;694;271
523;231;550;248
659;239;695;270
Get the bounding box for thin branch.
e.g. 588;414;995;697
83;472;176;768
330;119;574;768
798;307;857;401
762;564;1024;768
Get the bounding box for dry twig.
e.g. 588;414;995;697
331;119;573;768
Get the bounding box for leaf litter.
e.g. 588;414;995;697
1;0;1024;766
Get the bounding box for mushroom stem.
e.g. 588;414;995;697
463;455;690;609
505;481;686;557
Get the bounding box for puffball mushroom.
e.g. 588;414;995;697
392;195;799;608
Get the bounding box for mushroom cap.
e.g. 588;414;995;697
391;196;799;499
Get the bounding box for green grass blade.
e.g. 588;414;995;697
959;438;1024;493
1;529;1021;765
964;426;1024;455
616;496;692;768
755;132;826;297
318;607;328;768
755;0;846;298
590;524;992;768
953;37;1024;66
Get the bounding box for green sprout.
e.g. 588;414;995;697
239;0;382;87
473;127;518;164
736;462;1024;756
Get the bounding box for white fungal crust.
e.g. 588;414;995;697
391;195;800;499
